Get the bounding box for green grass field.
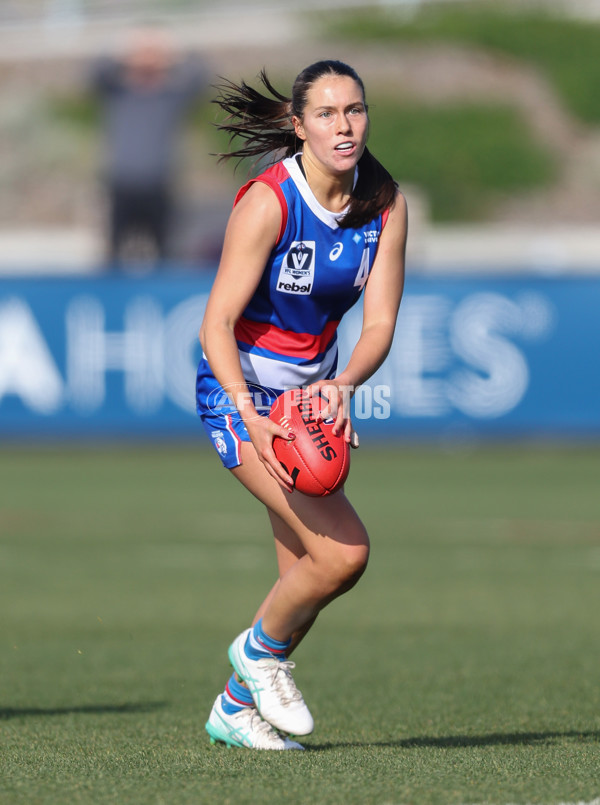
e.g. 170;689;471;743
1;444;599;804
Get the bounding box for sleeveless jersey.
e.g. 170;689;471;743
232;155;388;394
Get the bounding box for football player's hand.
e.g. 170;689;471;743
305;379;358;448
245;415;296;492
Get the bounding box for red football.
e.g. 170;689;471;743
269;388;350;496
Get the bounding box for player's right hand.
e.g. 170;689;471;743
245;415;296;492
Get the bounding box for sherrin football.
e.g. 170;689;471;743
269;388;350;496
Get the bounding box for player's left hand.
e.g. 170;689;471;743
305;379;358;448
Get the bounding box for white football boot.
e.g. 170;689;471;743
228;628;314;736
205;696;304;750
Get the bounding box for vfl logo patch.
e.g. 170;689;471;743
277;240;315;295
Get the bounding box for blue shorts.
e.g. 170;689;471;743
196;358;280;469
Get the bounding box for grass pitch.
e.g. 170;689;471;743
1;443;599;804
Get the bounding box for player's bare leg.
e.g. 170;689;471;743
231;442;370;641
226;442;369;734
250;511;317;654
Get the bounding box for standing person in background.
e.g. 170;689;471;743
196;60;407;750
90;25;208;270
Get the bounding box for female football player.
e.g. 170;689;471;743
197;60;407;749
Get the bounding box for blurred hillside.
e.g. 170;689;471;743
1;0;600;271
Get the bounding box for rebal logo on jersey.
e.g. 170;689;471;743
277;240;315;295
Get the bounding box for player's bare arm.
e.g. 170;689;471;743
200;183;296;488
311;190;407;439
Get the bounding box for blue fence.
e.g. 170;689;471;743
0;272;598;440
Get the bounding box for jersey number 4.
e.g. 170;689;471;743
353;248;371;291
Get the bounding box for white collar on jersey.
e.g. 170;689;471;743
283;154;359;231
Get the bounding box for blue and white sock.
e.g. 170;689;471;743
221;673;254;715
244;618;291;661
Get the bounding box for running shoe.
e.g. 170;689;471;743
228;628;314;736
205;695;304;750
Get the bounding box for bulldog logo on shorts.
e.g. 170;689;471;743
211;430;227;456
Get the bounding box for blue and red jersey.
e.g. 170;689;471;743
196;154;389;466
231;155;388;394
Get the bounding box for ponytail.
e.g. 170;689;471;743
211;70;297;168
342;148;398;229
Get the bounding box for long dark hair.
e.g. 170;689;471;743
212;60;397;228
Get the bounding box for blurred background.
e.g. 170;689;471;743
1;0;599;440
2;8;600;801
